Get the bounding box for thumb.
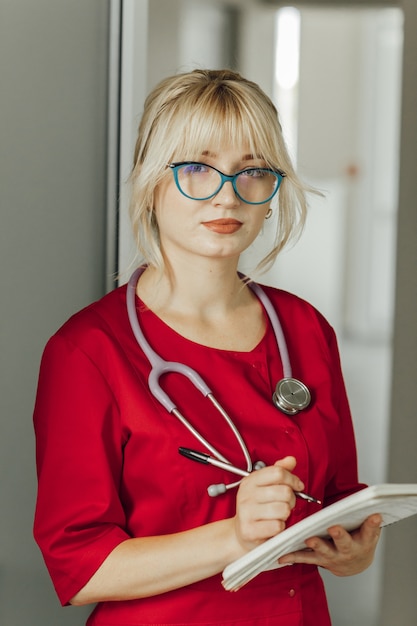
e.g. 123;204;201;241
274;456;297;472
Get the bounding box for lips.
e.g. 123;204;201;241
202;219;242;234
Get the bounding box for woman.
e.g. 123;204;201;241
33;69;381;625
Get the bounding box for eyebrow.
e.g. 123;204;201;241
201;150;261;161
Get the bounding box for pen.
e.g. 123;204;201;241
178;447;321;504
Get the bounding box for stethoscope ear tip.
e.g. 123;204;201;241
207;483;228;497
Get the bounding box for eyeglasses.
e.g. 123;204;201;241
168;162;286;205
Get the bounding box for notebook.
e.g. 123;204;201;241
222;483;417;591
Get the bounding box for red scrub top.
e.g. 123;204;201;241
33;280;364;625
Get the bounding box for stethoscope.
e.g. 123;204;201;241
126;267;311;496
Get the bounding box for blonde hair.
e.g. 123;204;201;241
129;68;309;272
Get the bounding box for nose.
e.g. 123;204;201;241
212;180;240;207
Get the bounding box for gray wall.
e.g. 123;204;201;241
0;0;109;623
380;0;417;622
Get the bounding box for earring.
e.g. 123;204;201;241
265;208;273;220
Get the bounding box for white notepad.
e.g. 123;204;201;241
222;483;417;591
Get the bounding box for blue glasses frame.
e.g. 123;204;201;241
168;162;286;205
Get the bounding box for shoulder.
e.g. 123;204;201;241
255;282;337;351
258;282;331;327
45;285;129;357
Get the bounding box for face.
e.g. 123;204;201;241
153;143;273;267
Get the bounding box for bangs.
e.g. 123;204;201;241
168;84;282;168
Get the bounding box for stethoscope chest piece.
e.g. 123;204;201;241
273;377;311;415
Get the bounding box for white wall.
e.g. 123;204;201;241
239;8;397;624
118;0;236;280
117;2;417;625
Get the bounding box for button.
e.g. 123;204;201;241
288;588;296;598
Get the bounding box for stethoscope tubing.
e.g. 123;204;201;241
238;274;292;379
126;267;252;471
126;267;309;492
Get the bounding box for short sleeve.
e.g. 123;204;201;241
33;333;129;605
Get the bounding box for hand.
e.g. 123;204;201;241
234;456;304;552
278;513;382;576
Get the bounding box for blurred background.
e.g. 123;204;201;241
1;1;416;624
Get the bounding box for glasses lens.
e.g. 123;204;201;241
176;164;221;200
235;169;279;204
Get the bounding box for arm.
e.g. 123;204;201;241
70;519;238;604
34;319;306;605
71;457;303;605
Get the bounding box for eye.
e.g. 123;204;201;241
182;163;209;175
240;168;268;178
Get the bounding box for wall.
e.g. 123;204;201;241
380;0;417;623
119;1;417;625
0;0;109;623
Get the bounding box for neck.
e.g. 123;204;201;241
135;256;265;352
137;257;249;316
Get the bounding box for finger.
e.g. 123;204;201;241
280;533;343;567
256;499;295;522
328;515;382;550
322;526;353;555
237;513;288;543
355;514;382;546
362;514;382;534
254;484;296;506
274;458;305;493
250;458;304;493
278;547;318;566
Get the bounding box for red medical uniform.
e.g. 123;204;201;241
33;280;364;625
